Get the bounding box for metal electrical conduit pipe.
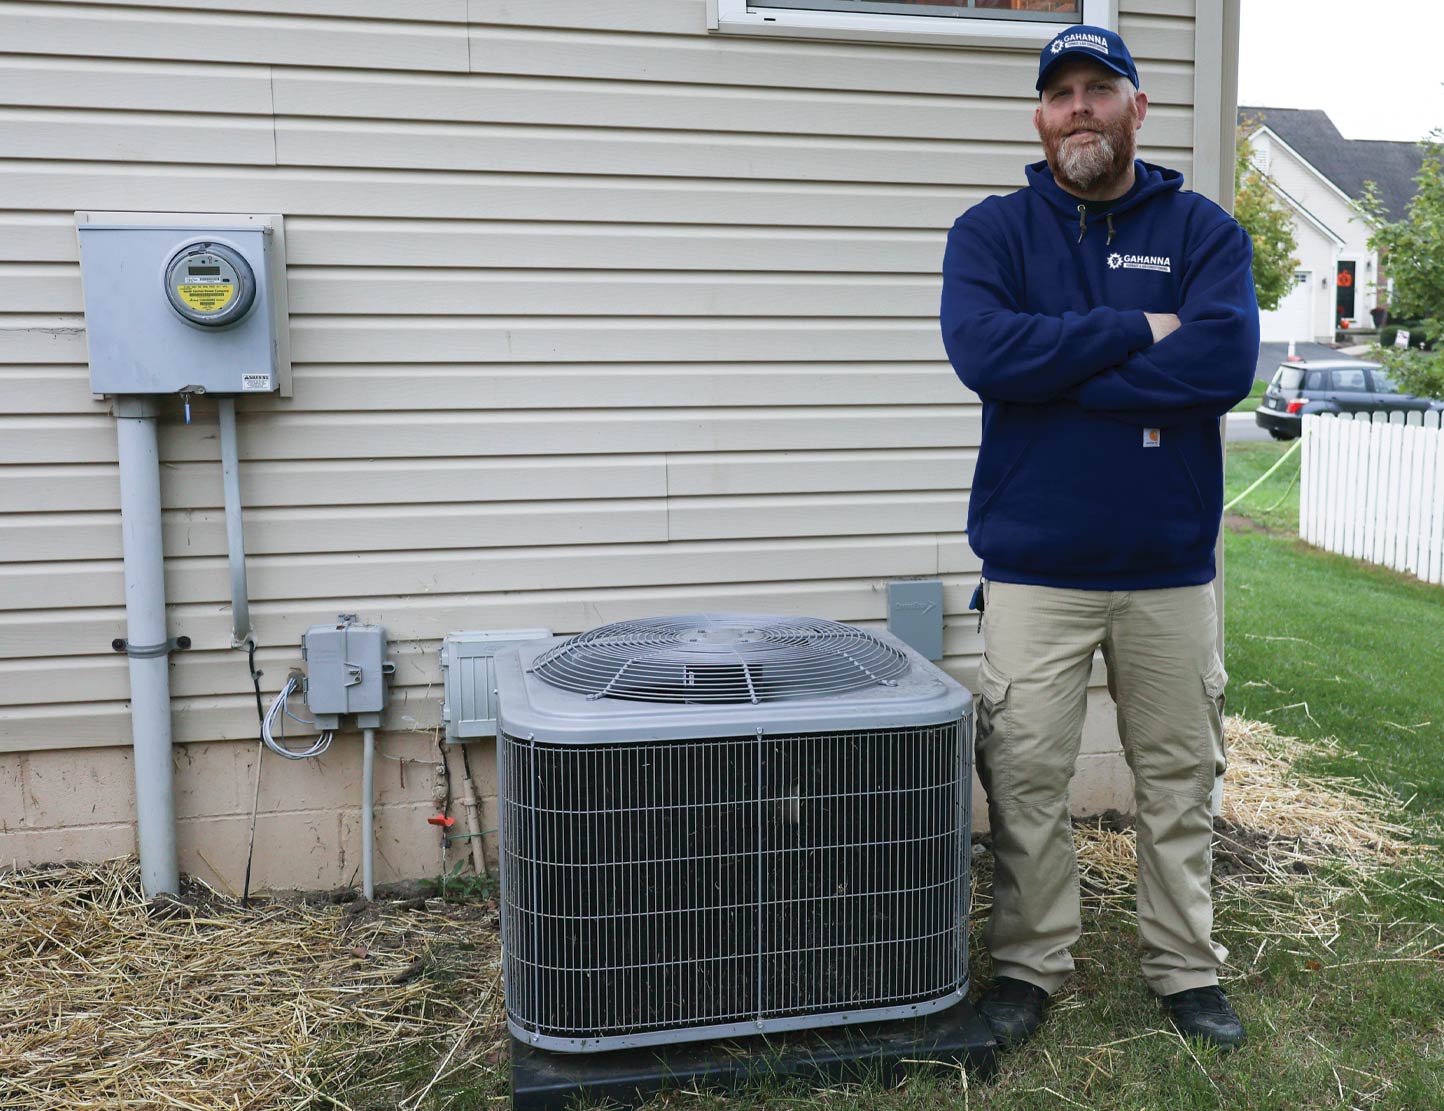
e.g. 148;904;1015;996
128;395;384;899
115;395;254;896
226;400;379;899
259;666;379;901
113;397;179;897
216;398;254;650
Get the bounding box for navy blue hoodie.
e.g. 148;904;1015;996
941;160;1259;590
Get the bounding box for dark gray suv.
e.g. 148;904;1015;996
1254;359;1443;440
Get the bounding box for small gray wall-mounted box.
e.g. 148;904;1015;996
887;580;945;661
75;211;290;396
302;620;393;730
441;629;554;742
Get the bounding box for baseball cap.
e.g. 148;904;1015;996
1036;25;1140;93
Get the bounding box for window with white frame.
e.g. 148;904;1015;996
711;0;1115;47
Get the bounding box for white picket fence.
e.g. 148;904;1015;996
1300;410;1444;585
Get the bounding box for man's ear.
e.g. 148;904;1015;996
1133;91;1149;128
1033;104;1043;134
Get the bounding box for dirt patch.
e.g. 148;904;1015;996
1213;817;1315;881
1224;511;1270;533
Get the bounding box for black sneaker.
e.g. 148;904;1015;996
976;976;1049;1048
1160;985;1247;1051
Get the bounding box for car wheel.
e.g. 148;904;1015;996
1269;430;1295;441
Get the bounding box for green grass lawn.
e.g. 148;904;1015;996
1224;441;1444;818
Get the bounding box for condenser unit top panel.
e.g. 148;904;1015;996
531;613;910;704
496;615;969;744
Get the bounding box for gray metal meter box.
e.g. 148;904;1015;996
75;211;291;397
302;620;393;730
441;629;553;742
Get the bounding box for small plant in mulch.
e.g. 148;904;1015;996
420;859;500;906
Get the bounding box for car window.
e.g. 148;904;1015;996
1369;370;1400;394
1274;367;1305;389
1331;369;1368;392
1305;371;1326;390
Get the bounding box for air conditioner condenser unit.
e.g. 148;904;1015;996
493;613;975;1054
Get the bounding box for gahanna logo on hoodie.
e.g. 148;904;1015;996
1107;251;1172;274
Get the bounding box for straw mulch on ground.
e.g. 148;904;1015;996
1066;716;1420;910
0;866;505;1110
0;716;1429;1109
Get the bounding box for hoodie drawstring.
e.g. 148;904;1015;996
1078;206;1120;246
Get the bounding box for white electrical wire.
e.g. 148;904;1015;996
262;674;333;760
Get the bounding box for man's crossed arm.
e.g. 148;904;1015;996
941;216;1259;424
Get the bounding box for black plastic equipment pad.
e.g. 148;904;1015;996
510;1000;996;1111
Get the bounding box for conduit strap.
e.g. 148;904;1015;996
113;636;191;659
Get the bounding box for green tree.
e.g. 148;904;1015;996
1361;133;1443;398
1234;121;1300;311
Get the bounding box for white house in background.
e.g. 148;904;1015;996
1240;107;1422;344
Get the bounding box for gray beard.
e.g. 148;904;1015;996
1056;131;1122;192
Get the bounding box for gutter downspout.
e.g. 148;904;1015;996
114;397;179;897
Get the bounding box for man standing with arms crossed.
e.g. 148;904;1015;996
940;25;1259;1051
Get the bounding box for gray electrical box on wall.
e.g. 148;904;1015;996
75;211;291;396
441;629;553;742
887;580;945;661
302;619;394;731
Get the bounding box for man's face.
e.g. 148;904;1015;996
1034;58;1147;193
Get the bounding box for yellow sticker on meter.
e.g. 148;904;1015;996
177;283;235;312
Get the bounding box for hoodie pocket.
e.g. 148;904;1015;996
966;409;1039;549
1173;434;1207;514
970;412;1217;577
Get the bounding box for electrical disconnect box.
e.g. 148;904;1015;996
75;211;290;396
440;629;553;742
887;579;945;661
302;617;395;730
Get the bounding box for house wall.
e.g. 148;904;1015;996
1;0;1204;891
1251;129;1378;339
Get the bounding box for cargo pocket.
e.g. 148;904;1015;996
975;655;1012;800
1200;659;1228;800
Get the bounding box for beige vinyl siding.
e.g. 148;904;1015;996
0;0;1196;794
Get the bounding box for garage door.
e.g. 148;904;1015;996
1258;270;1313;342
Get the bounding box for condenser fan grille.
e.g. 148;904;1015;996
529;613;910;703
500;722;969;1047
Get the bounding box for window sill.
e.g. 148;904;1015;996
707;0;1115;51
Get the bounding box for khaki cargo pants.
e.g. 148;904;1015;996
975;580;1229;997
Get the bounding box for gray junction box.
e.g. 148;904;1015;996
75;212;289;396
302;620;393;730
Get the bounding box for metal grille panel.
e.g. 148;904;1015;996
500;721;970;1051
528;613;911;704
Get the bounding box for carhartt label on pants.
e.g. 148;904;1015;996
1143;428;1161;448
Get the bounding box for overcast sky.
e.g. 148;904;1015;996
1238;0;1444;142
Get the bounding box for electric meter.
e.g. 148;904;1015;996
76;213;291;396
164;242;256;328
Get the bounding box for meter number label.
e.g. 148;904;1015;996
176;283;236;313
